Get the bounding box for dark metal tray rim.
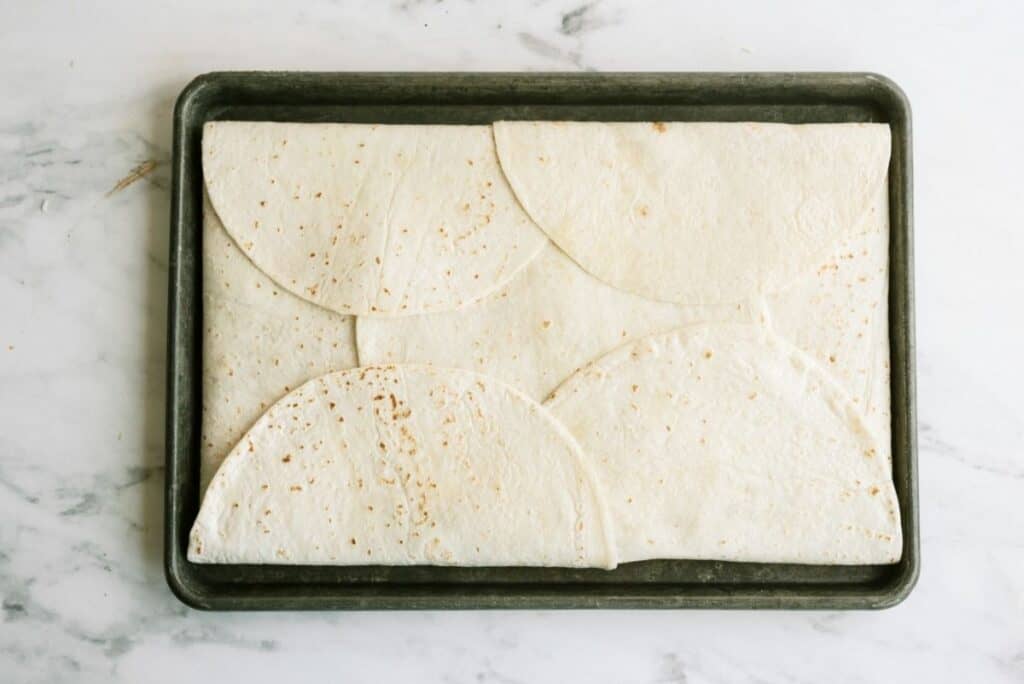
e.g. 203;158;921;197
166;71;918;611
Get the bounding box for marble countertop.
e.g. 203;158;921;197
1;1;1022;681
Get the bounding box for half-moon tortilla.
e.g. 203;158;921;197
493;121;891;306
201;194;357;492
189;365;616;568
544;325;902;565
203;122;547;317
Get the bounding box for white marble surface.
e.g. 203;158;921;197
1;0;1022;681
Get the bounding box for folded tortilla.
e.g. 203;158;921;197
544;325;902;565
356;243;752;401
196;120;899;569
493;121;890;306
189;365;616;568
203;122;547;317
201;194;357;492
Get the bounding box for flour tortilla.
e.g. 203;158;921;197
545;325;902;565
357;243;752;401
765;183;891;447
201;194;357;492
203;122;547;317
189;365;616;568
494;121;891;305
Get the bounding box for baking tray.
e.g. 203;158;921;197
166;72;917;610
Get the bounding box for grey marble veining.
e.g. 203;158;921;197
1;1;1022;682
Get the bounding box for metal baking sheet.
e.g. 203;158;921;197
165;71;918;610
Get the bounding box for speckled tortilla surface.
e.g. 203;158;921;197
201;194;358;492
356;243;754;402
203;122;547;317
493;121;891;306
544;325;902;565
196;121;899;568
189;365;616;568
765;183;891;447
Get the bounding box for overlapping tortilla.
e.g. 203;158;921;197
203;122;547;317
189;365;616;568
196;120;900;570
545;325;902;565
202;195;359;492
493;121;890;306
766;183;891;446
357;243;752;401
